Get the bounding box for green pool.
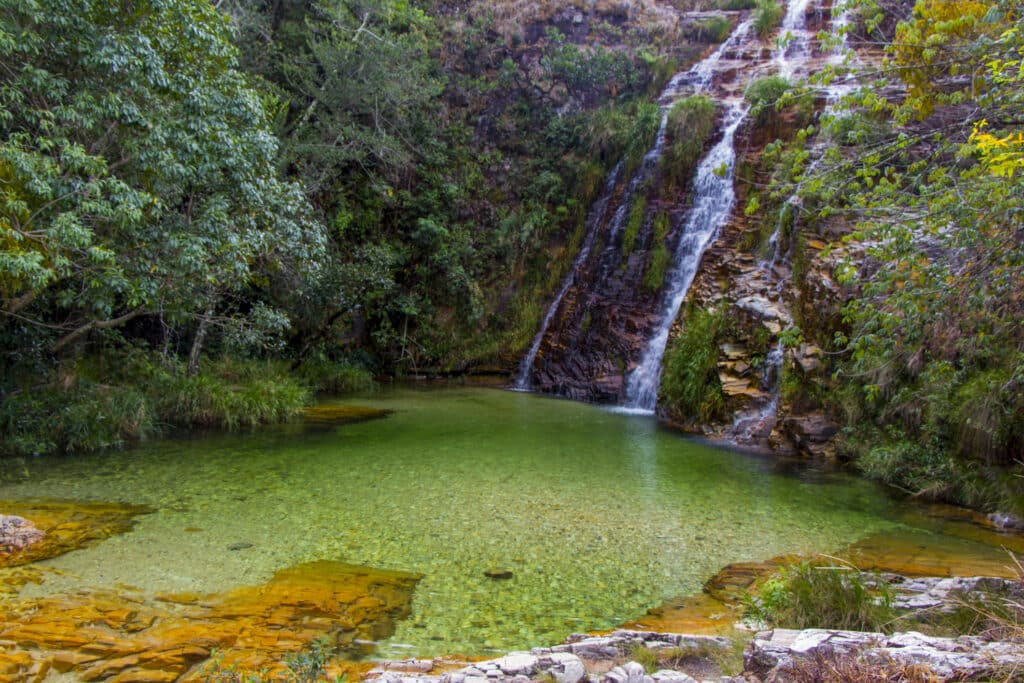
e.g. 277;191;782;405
0;386;993;657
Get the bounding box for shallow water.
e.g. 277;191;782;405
0;386;1002;657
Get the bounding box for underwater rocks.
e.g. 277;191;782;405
0;560;420;682
0;515;44;552
745;628;1024;681
0;500;152;569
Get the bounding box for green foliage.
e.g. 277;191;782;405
621;198;648;255
663;96;717;190
720;0;757;9
0;380;152;457
295;358;375;394
150;360;310;430
745;561;896;632
660;308;726;422
685;16;733;44
643;213;672;292
753;0;784;40
745;76;791;123
0;0;325;355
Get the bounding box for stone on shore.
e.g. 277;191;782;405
746;628;1024;681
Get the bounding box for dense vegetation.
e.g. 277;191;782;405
743;0;1024;511
2;0;1022;521
0;0;716;455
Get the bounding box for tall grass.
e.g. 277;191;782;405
663;96;717;191
659;307;726;421
0;356;316;457
744;560;896;632
753;0;784;40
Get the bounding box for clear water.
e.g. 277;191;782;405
0;386;955;657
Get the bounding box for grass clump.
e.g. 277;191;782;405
621;197;647;255
663;95;717;191
643;212;672;292
745;75;791;124
0;380;153;457
744;560;896;633
753;0;784;40
295;357;375;394
720;0;757;9
659;307;726;422
0;355;314;457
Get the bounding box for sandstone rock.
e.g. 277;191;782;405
779;413;839;458
650;670;697;683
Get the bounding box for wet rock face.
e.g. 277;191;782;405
525;189;683;404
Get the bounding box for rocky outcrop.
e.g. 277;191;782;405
746;628;1024;681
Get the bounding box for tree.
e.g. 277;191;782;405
0;0;325;378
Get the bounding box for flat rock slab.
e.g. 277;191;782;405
746;628;1024;681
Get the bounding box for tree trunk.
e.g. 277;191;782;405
187;309;214;377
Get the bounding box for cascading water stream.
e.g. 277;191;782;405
731;1;858;440
513;163;623;390
729;342;784;443
774;0;813;79
514;18;751;391
623;101;749;412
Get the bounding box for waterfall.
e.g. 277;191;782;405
623;101;749;412
513;163;623;391
729;342;784;444
774;0;813;80
514;17;751;391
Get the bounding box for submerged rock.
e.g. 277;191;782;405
0;500;152;570
484;569;514;580
0;515;44;552
0;560;420;681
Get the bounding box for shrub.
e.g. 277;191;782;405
663;95;717;191
660;307;726;421
721;0;757;9
744;560;896;632
296;358;375;394
0;380;152;457
745;75;791;123
753;0;784;40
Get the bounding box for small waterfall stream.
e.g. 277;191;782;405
774;0;814;79
623;100;749;412
514;17;751;391
513;163;623;390
729;1;857;442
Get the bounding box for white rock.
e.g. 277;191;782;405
549;652;586;683
495;654;538;676
651;670;697;683
622;661;646;683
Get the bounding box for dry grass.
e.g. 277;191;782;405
777;648;941;683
